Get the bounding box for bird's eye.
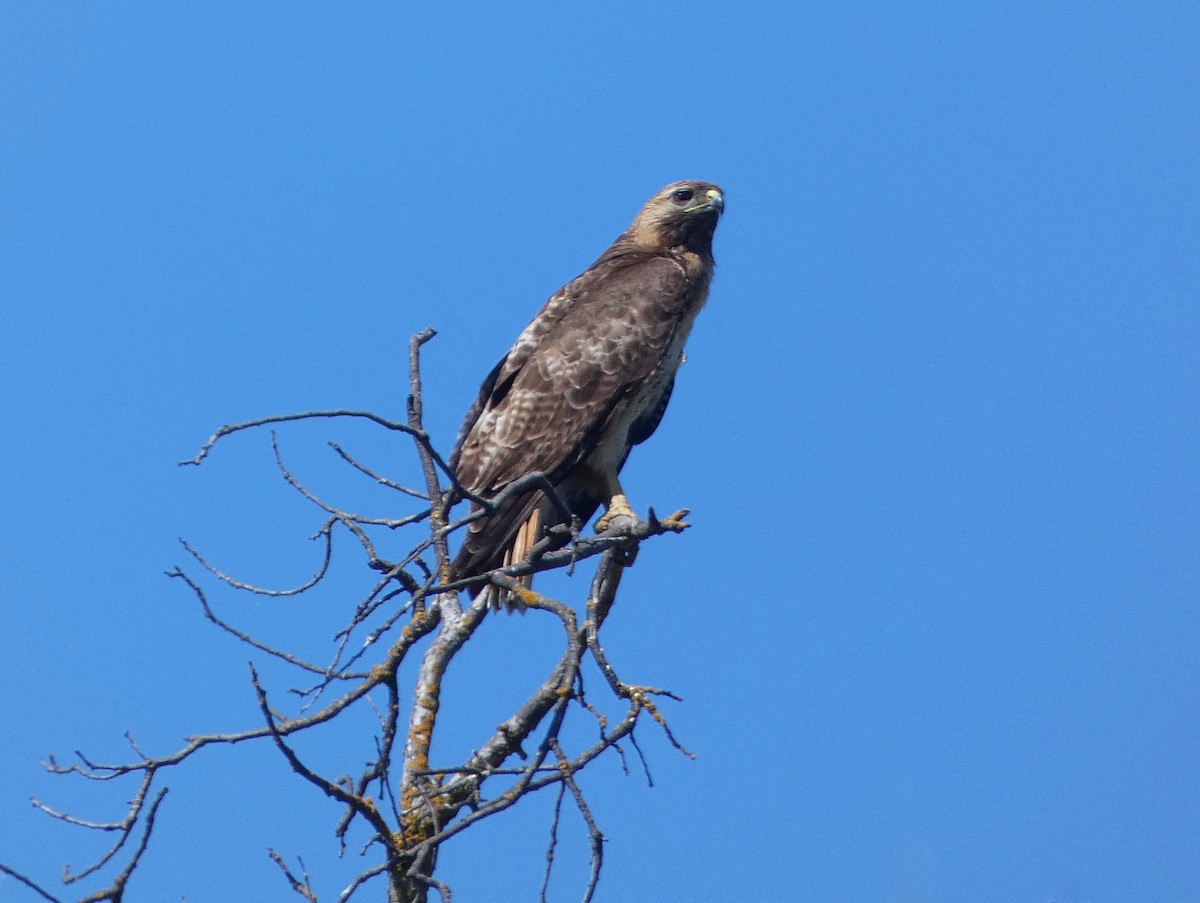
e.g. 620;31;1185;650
671;188;695;203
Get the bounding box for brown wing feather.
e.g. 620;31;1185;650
457;255;691;494
451;255;695;603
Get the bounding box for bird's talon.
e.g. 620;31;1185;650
660;508;691;532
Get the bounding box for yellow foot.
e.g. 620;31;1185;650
659;508;691;532
595;493;637;532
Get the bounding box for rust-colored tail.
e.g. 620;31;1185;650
451;492;543;613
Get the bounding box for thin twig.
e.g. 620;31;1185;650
539;783;566;903
329;441;429;500
407;328;451;589
271;432;426;529
178;523;335;597
551;739;605;903
0;864;66;903
78;787;168;903
336;862;388;903
182;410;417;466
269;850;319;903
251;664;396;848
167;567;363;679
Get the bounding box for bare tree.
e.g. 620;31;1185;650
1;329;695;903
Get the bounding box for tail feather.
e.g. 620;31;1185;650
452;492;543;612
495;506;540;612
451;482;603;614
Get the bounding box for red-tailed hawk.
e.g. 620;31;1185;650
449;180;725;610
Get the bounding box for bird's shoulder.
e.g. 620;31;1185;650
497;248;684;374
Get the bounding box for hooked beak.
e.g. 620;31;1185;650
685;188;724;215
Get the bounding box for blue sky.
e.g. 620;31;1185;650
2;3;1197;901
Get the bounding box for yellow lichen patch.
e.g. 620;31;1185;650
406;710;437;772
418;684;442;710
397;790;438;847
513;584;542;607
398;818;433;848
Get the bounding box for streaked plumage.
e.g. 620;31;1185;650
449;181;724;609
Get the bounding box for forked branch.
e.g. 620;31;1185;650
4;331;694;903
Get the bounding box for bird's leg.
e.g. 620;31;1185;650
594;472;638;532
599;492;636;525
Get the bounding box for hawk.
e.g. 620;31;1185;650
449;180;725;610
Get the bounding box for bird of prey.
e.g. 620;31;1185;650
448;180;725;610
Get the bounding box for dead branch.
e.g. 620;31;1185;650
269;850;319;903
6;330;696;903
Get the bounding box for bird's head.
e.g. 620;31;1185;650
627;180;725;256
